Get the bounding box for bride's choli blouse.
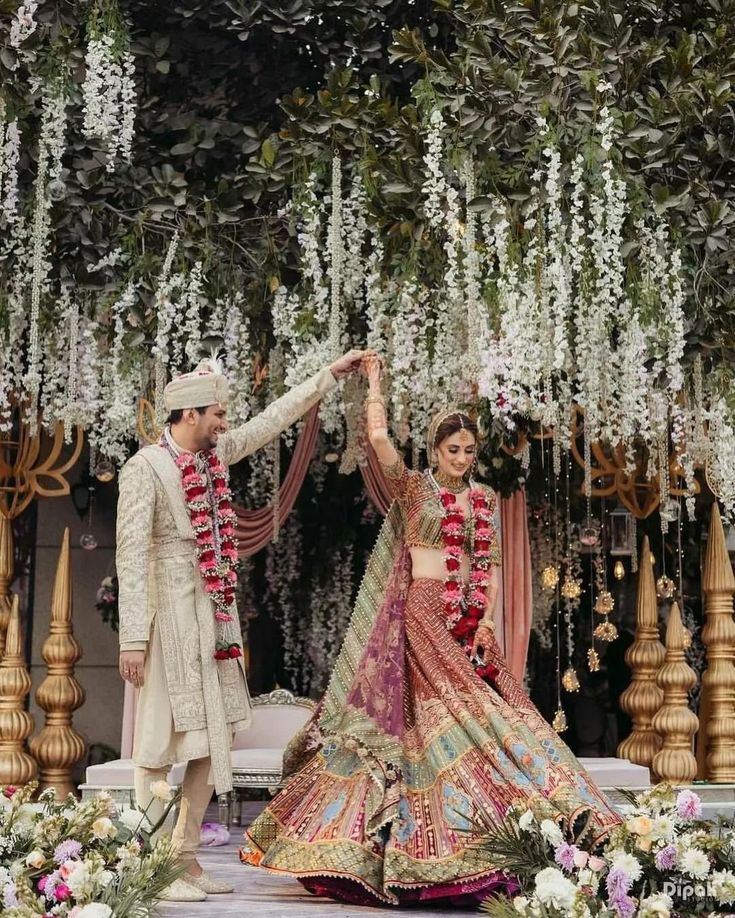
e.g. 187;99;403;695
381;456;501;583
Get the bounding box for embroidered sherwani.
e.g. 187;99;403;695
116;367;337;794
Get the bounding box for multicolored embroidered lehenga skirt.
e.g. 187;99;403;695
241;576;621;906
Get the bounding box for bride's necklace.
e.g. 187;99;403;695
431;468;468;495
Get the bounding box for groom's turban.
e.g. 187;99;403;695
163;359;229;411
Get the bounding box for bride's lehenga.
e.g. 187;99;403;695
241;460;621;906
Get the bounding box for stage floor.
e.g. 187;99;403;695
160;804;447;917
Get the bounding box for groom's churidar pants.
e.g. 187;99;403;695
134;757;213;861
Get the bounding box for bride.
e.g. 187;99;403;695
240;354;621;907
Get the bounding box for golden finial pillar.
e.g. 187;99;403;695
701;503;735;782
29;528;86;797
651;602;698;784
0;514;13;659
0;595;37;785
617;535;665;766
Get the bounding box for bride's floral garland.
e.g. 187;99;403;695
163;440;242;661
437;482;499;682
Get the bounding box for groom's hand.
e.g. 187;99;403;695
119;650;146;688
330;349;374;380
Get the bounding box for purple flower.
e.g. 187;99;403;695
655;845;677;870
554;842;579;873
609;892;637;918
606;867;633;896
53;839;82;864
676;789;702;820
3;881;19;909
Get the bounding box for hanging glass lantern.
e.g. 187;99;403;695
613;560;625;580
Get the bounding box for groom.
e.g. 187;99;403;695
116;349;366;901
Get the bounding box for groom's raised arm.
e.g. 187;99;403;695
217;349;367;466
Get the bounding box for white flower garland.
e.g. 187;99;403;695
26;81;68;433
82;31;137;172
422;109;447;229
9;0;38;49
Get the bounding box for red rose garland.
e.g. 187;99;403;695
173;449;242;661
438;486;499;683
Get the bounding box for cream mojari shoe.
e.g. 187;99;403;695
185;870;234;894
158;877;208;902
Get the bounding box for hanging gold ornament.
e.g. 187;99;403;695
561;578;582;601
594;619;619;642
594;590;615;615
613;560;625;581
562;667;580;692
587;647;601;672
541;565;560;591
552;706;568;733
656;575;676;600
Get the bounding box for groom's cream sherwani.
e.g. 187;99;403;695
116;368;336;795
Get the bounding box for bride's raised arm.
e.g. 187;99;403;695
363;354;398;466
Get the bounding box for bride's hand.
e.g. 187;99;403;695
471;621;495;658
361;352;383;379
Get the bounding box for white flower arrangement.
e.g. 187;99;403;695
0;783;180;917
480;784;735;918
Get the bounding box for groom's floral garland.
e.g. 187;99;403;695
162;439;242;661
437;482;499;682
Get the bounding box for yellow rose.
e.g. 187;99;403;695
26;850;46;869
150;780;173;802
92;816;118;840
627;816;654;836
637;836;653;852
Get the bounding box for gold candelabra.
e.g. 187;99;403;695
0;595;37;785
617;535;665;766
651;602;698;784
701;503;735;782
29;528;86;797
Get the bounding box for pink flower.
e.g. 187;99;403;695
205;578;225;592
3;785;17;798
215;612;233;622
588;855;606;872
676;789;702;820
54;883;72;902
468;589;487;607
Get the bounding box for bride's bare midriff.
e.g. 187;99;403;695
409;546;471;582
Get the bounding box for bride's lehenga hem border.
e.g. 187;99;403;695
239;834;518;907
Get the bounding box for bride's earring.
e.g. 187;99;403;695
430;450;438;469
